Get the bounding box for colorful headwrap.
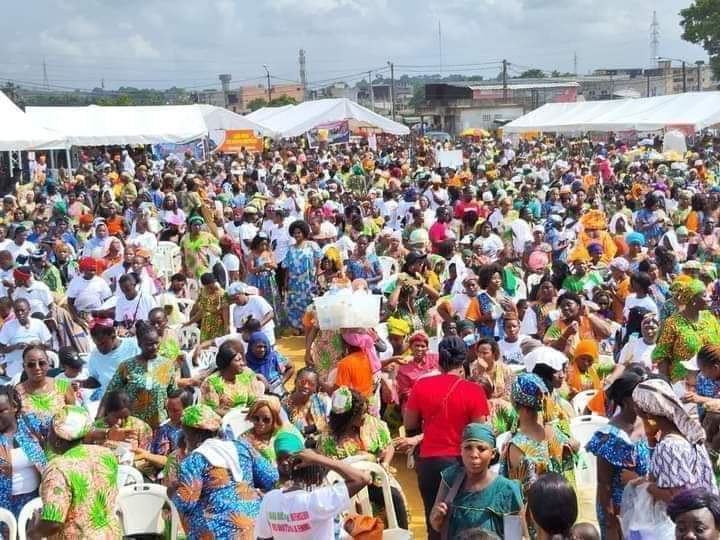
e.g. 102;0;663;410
78;257;97;273
632;378;705;445
88;317;114;331
408;331;429;346
182;404;222;432
580;209;608;231
13;267;31;282
675;278;706;305
574;339;599;363
188;215;205;226
587;243;603;256
511;373;548;411
461;423;496;447
625;231;646;246
273;430;305;456
342;331;381;373
567;244;591;264
331;386;354;414
52;405;93;441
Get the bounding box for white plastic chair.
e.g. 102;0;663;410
116;483;180;538
196;346;217;370
570;414;609;447
572;389;598;416
118;464;144;487
0;506;17;540
152;241;182;277
85;400;100;420
221;407;252;439
175;297;196;318
350;461;408;535
378;256;398;281
178;324;201;352
17;497;42;540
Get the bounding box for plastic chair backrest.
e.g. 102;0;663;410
178;324;201;351
116;483;179;538
350;461;400;529
572;389;598;416
378;256;398;281
221;407;252;440
17;497;42;540
197;347;217;370
118;464;144;486
0;506;17;540
570;414;609;447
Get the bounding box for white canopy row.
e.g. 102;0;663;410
503;92;720;134
0;91;67;151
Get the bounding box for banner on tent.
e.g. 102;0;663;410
306;121;350;148
617;130;638;146
218;130;263;153
434;149;464;169
152;139;204;160
590;132;608;144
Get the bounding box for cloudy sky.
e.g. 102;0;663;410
0;0;708;91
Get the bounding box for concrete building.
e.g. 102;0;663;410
196;83;304;113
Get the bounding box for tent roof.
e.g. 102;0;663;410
26;104;274;147
258;98;410;137
504;92;720;133
245;105;296;123
0;91;67;151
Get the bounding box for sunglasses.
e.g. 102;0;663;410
25;361;48;369
251;415;273;424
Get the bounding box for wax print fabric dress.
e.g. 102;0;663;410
284;241;322;329
105;356;178;429
17;378;71;419
172;439;278;539
586;425;650;538
151;421;183;457
200;370;261;413
652;311;720;381
39;444;122;540
0;413;49;517
317;414;392;460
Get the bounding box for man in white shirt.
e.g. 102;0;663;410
0;298;52;377
11;267;54;316
224;207;245;242
423;176;449;210
238;206;259;256
229;282;276;345
6;226;35;262
67;257;112;317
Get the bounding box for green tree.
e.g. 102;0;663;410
270;94;298;106
247;98;268;111
517;69;546;79
680;0;720;79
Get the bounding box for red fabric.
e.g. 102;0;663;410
405;373;489;458
453;201;482;219
428;222;449;252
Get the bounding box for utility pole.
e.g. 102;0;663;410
696;61;704;91
646;72;651;97
573;52;578;76
262;64;272;104
299;49;307;101
368;70;375;111
682;60;687;92
388;61;396;120
438;21;443;73
502;59;508;101
650;11;660;67
42;58;49;90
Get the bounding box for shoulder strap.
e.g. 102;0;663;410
441;471;466;540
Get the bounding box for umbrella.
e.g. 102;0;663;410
459;128;490;137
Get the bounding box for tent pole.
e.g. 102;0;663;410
65;148;71;172
49;150;56;170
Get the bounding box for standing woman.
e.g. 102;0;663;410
284;220;322;334
104;321;178;429
653;278;720;382
186;273;229;342
246;232;280;315
466;263;517;339
587;368;651;539
0;386;49;517
396;331;439;408
521;277;558;339
632;378;717;502
15;345;75;419
180;215;221;279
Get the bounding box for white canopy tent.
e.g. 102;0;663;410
26;104;274;147
257;98;410;138
0;91;66;151
245;105;296;123
504;92;720;134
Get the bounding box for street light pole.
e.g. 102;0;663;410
682;60;687;93
262;64;272;104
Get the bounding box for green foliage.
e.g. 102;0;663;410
247;98;268;111
680;0;720;79
270;94;298;106
516;69;546;79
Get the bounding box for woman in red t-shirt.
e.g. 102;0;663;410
402;336;489;540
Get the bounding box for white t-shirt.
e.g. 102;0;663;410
129;231;158;253
623;294;658;320
222;253;241;273
239;223;259;255
6;240;35;262
0;318;52;377
498;337;526;365
255;482;350;540
114;290;158;325
270;222;292;265
11;447;39;495
619;336;656;369
14;281;54;316
67;275;112;312
423;187;449;210
224;221;243;242
232;296;275;345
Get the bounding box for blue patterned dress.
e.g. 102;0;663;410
586;424;650;539
150;421;183;457
284;242;321;329
172;438;278;539
0;413;50;517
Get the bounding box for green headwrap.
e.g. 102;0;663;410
676;278;706;305
461;423;496;447
188;215;205;225
273;430;305;456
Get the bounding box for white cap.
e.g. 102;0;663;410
227;282;259;296
681;356;699;372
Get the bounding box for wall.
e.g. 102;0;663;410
458;106;524;130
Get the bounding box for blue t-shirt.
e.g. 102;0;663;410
88;337;141;396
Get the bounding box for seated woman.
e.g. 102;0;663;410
0;386;49;518
567;339;603;400
317;386;408;529
242;396;299;464
245;332;294;396
92;390;153;475
200;341;264;416
281;367;330;443
15;345;75;419
170;404;278;539
430;423;523;538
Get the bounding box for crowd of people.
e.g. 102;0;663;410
1;130;720;539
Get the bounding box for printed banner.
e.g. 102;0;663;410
152;139;204;160
218;130;264;153
306;120;350;148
